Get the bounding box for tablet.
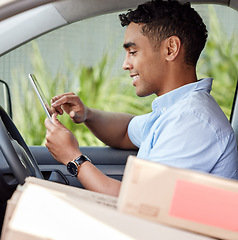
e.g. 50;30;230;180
28;73;52;121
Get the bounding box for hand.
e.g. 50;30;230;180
44;114;82;165
51;92;88;124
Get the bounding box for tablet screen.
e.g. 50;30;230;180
29;74;52;121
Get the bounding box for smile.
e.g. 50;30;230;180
132;75;139;80
131;75;139;86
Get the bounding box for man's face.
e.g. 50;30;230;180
123;22;167;97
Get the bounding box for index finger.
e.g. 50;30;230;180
51;94;79;108
51;92;75;106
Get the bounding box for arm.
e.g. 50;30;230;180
84;108;136;149
51;92;137;149
45;114;121;196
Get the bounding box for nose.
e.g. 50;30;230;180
123;55;133;71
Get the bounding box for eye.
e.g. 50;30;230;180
129;51;137;56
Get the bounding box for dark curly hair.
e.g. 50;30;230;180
119;0;208;66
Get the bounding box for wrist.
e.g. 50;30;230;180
66;154;91;177
64;151;82;166
84;107;92;123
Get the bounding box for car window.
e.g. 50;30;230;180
0;4;237;145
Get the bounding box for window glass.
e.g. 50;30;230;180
195;5;238;118
0;4;237;145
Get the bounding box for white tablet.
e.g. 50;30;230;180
28;73;52;121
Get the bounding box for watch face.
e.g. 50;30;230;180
67;162;78;177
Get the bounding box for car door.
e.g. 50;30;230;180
30;145;137;188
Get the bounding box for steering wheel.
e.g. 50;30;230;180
0;106;43;185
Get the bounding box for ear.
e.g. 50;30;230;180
165;36;181;61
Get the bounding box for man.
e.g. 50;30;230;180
45;0;238;196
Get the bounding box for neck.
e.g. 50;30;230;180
157;64;197;96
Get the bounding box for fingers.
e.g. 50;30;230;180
51;92;75;103
49;92;87;124
50;92;80;116
44;115;55;132
45;114;66;132
45;115;68;157
51;92;77;108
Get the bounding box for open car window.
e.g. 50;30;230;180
0;4;238;146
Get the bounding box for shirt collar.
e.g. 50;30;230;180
151;78;213;113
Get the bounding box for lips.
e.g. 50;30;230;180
130;74;139;86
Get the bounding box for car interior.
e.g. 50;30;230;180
0;0;238;236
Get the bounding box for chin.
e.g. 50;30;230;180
135;86;152;98
135;91;143;97
136;91;150;98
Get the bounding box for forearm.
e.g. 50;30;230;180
84;108;136;149
77;161;121;197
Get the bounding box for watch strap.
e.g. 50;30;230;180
74;154;91;166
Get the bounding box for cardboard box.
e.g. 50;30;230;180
118;156;238;240
2;177;213;240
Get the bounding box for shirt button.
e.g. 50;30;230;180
163;107;167;111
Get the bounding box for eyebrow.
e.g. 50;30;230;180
123;42;136;49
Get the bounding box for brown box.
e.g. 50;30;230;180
118;156;238;240
2;177;213;240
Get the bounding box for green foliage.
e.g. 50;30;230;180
197;6;238;118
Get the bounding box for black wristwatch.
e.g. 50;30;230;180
66;155;91;177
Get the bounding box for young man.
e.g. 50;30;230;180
45;0;238;196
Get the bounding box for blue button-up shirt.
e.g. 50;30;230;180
128;78;238;179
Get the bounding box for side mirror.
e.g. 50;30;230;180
0;80;12;118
